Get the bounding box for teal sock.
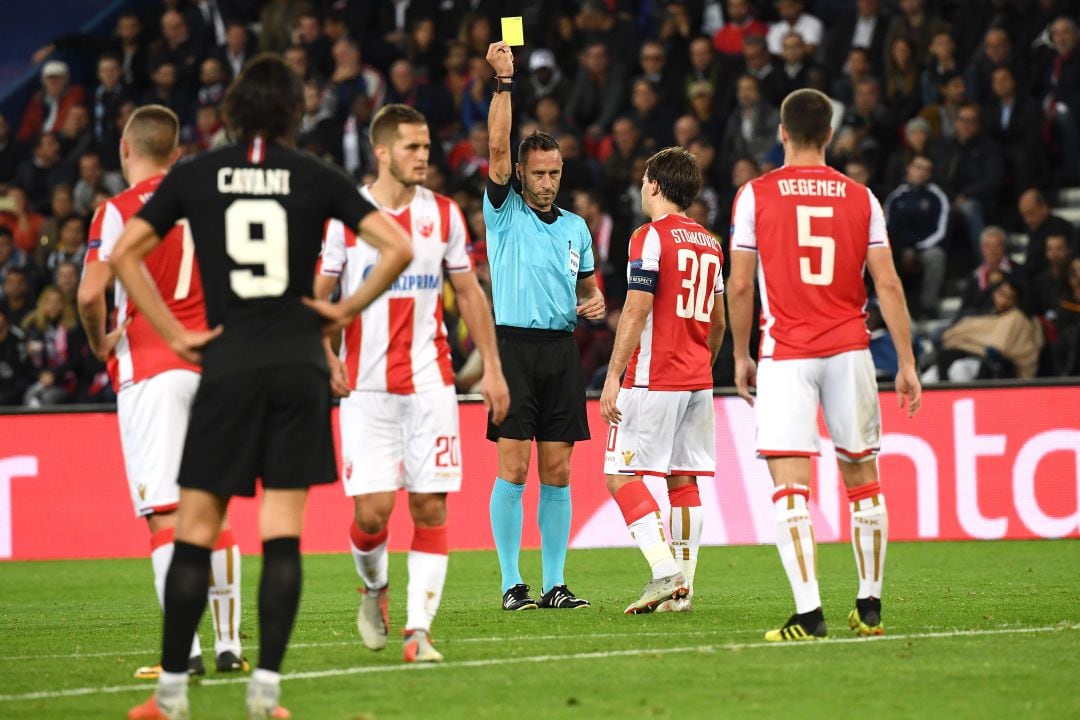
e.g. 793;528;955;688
490;477;525;592
538;484;572;593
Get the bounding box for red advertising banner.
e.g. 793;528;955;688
1;385;1077;561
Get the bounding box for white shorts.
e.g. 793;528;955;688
339;385;462;496
755;349;881;462
116;369;200;518
603;388;716;477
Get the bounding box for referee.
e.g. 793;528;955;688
484;41;605;611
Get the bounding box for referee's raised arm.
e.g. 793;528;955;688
486;42;515;187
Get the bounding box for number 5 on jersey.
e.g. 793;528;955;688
796;205;835;286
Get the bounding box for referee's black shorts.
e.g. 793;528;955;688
179;364;337;497
487;325;590;444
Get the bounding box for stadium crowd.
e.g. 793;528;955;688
1;0;1079;407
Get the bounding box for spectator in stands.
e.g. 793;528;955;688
140;62;189;125
329;94;375;182
282;45;311;83
883;36;921;121
15;130;70;215
884;0;947;63
197;58;228;108
0;114;19;185
741;35;786;108
101;99;135;171
73;151;123;217
566;41;627;141
958;226;1016;317
767;0;824;56
17;60;86;143
53;260;79;307
573;189;614;287
21;285;86;406
933;277;1043;380
921;29;960;107
297;80;332;152
966;28;1021;105
56;104;93;169
712;0;768;57
884;155;950;318
637;40;680;110
258;0;308;55
673;115;701;149
628;78;675;151
721;74;779;168
194;104;226;150
687;81;725;141
835;78;895;180
530;95;571;140
295;10;333;79
554;133;596;207
1018;188;1077;276
0;187;46;254
0;227;30;291
826;0;888;78
187;0;229;50
147;10;203;107
685;36;731;113
384;59;452;135
716;155;761;241
37;184;75;268
884;117;932;190
1050;258;1080;375
447;124;489;193
46;215;86;277
1038;17;1080;182
214;21;254;79
918;71;967;141
520;49;569;117
92;54;129;150
576;0;639;73
832;47;874;106
780;32;826;97
934;104;1004;252
0;306;32;406
602;117;643;198
0;267;33;328
462;55;493;133
1031;234;1075;315
329;37;380;122
985;66;1045;197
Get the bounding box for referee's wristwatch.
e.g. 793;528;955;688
494;75;514;93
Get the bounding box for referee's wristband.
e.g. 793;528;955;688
494;78;514;93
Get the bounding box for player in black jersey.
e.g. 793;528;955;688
113;55;413;720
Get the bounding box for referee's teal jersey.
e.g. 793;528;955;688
483;183;595;332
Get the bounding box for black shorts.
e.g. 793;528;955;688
179;364;337;497
487;326;590;443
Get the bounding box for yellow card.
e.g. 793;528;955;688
501;16;524;46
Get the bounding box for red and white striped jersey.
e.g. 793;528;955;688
623;214;724;392
319;185;473;394
730;165;888;360
85;174;206;391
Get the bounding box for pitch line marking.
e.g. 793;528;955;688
0;625;1074;703
0;630;737;661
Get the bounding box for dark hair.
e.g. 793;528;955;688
221;54;303;142
780;88;833;149
517;131;560;165
644;146;702;211
370;103;427;147
59;213;84;230
123;104;179;161
908;153;933;167
0;226;12;240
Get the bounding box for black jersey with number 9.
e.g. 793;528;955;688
138;139;376;379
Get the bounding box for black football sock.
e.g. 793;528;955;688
258;537;302;673
161;541;212;673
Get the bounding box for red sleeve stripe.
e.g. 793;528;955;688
846;480;882;502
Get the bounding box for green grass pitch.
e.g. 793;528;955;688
1;540;1078;719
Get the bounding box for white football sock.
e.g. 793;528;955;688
851;494;888;599
349;524;389;590
406;551;448;632
773;485;821;614
209;538;242;656
629;511;679;580
669;504;703;595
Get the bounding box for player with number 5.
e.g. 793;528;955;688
600;147;726;615
726;88;921;643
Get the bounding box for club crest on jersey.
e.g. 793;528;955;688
344;459;353;480
417;218;435;238
621;450;636;465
